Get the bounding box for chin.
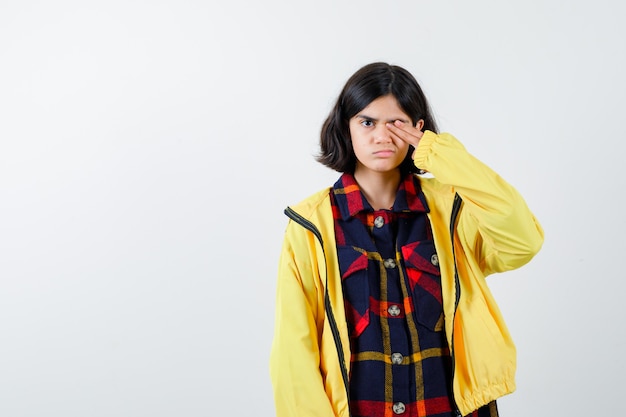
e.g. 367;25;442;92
374;166;402;174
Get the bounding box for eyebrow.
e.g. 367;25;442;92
355;114;411;124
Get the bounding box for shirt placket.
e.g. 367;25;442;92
372;212;412;416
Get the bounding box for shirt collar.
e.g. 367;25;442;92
332;173;429;221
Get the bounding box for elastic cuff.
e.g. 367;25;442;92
413;130;438;169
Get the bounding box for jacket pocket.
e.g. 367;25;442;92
401;241;444;331
338;245;370;338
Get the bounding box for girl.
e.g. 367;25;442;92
270;62;543;417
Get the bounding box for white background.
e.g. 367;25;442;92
1;1;625;416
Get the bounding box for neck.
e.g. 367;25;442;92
353;168;402;210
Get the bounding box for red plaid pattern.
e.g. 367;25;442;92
331;173;497;417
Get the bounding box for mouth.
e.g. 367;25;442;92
373;149;395;157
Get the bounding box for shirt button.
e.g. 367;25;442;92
374;215;385;228
391;352;404;364
383;258;396;269
388;305;401;317
392;402;406;414
431;253;439;266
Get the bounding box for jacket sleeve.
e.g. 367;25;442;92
413;131;544;276
269;221;337;417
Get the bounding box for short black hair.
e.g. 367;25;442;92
317;62;438;174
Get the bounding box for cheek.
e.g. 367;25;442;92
394;138;410;153
351;140;366;158
398;143;413;162
349;131;365;150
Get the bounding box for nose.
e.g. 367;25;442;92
374;125;392;143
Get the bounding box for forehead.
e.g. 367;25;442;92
354;95;409;120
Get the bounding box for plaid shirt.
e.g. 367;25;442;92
331;173;498;417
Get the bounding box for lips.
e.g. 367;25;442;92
373;149;395;157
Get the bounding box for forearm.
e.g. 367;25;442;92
414;131;544;273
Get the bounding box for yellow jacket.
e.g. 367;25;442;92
270;131;544;416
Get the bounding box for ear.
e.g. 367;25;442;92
415;119;425;131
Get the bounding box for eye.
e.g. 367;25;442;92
360;119;374;128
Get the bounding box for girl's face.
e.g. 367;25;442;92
349;95;419;177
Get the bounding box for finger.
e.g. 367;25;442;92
387;120;420;137
395;120;424;138
386;120;422;146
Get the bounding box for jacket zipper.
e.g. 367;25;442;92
449;193;464;416
284;207;352;414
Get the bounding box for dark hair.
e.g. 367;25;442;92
317;62;438;174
